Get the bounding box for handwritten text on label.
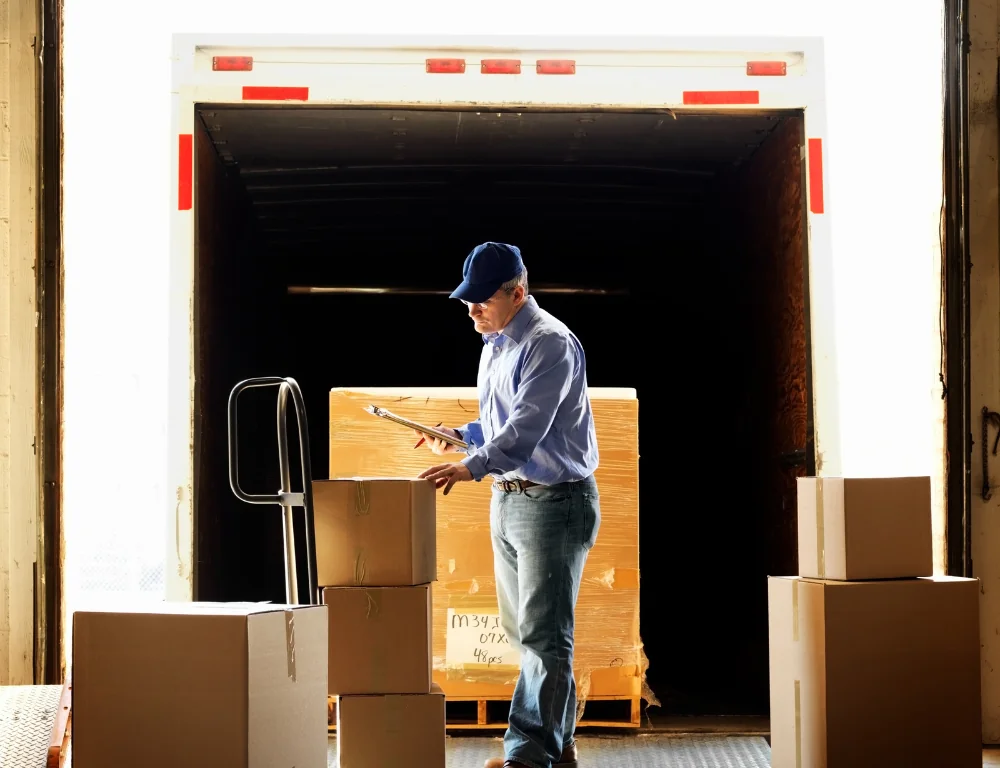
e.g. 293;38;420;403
445;609;520;668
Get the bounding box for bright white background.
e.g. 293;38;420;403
60;0;947;647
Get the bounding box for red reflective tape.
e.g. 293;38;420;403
482;59;521;74
808;138;825;214
537;59;576;75
178;134;193;211
682;90;760;105
426;58;466;73
213;56;253;72
746;61;786;76
242;86;309;101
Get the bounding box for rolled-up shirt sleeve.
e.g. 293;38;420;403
462;333;575;481
455;419;484;454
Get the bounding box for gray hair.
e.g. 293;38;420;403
501;267;529;296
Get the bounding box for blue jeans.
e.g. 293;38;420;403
490;475;601;768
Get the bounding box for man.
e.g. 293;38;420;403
417;242;601;768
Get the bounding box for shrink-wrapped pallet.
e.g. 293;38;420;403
327;387;647;707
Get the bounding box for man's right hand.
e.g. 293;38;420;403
413;426;461;456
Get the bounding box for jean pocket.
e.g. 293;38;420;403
524;486;571;504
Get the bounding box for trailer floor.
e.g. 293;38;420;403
37;731;1000;766
329;733;773;767
0;685;64;768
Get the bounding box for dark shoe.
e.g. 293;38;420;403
483;743;578;768
556;741;579;767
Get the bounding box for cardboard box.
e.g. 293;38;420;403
313;477;436;586
767;575;981;768
71;602;328;768
336;684;446;768
797;476;933;580
324;584;432;695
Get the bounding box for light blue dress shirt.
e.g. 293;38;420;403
457;295;599;485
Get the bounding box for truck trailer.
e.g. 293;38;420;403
168;34;831;718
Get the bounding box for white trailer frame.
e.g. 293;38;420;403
167;33;833;601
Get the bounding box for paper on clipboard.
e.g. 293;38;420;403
364;404;469;449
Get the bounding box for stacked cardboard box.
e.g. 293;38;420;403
768;476;982;768
70;602;329;768
313;477;446;767
327;386;643;704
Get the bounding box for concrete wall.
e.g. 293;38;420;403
0;0;40;686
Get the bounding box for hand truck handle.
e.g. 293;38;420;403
227;376;319;606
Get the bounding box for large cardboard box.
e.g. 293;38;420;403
336;684;446;768
329;387;642;700
767;575;981;768
71;602;328;768
324;584;432;695
313;477;436;586
796;476;933;580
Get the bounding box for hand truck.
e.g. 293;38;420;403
227;376;320;606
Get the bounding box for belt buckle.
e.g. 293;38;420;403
496;478;524;493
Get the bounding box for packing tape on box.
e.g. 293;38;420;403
791;579;800;643
794;679;802;768
364;588;381;619
354;480;372;516
348;480;374;583
815;478;826;578
791;580;802;767
361;589;389;691
285;609;297;682
354;549;368;585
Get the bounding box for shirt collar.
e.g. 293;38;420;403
483;295;539;345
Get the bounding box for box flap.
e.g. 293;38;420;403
71;601;300;619
792;574;975;587
314;476;425;483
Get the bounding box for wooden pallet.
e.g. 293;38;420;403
47;678;72;768
328;693;641;732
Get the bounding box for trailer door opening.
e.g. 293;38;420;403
192;105;811;717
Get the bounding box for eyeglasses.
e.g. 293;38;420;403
461;288;515;310
461;296;499;310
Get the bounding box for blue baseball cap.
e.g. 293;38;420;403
449;242;524;304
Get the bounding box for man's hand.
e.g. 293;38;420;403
419;461;473;495
413;426;461;456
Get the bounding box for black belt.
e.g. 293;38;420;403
492;478;540;493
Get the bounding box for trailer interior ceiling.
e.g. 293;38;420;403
193;105;811;717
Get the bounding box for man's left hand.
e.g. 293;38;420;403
419;461;473;495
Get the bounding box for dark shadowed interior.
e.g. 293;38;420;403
192;105;811;716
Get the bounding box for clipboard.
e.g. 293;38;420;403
364;404;470;450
